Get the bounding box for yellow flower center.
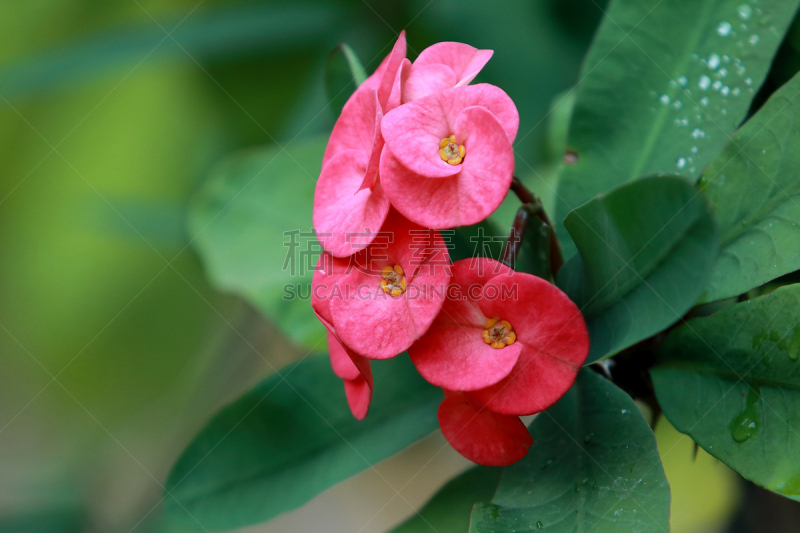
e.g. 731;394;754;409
482;317;516;349
380;265;407;297
439;135;465;165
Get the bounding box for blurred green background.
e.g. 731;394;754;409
3;0;797;531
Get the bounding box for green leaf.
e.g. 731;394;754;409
700;71;800;302
652;284;800;500
557;176;719;362
470;370;670;533
555;0;800;257
0;4;342;100
325;44;368;117
187;137;327;349
447;219;505;263
165;354;440;530
390;467;502;533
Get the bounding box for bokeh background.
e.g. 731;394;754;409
2;0;800;531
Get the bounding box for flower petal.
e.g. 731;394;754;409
382;84;518;181
377;31;407;112
312;252;350;325
344;376;372;421
313;149;391;257
330;210;450;359
472;272;590;415
413;42;493;88
327;326;374;420
452;84;519;143
380;97;460;179
323;86;382;167
403;63;457;103
380;107;513;229
355;53;408;192
438;390;532;466
410;259;519;390
328;330;361;380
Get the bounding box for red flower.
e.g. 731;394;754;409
409;258;589;465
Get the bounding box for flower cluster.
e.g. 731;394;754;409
312;34;589;466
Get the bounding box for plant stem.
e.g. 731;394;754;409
500;206;530;268
507;176;565;277
509;176;536;204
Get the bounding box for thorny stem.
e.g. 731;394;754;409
509;175;537;204
504;176;565;277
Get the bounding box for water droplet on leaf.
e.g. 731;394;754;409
738;4;753;20
730;387;760;443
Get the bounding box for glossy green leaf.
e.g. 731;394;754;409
700;71;800;302
187;137;327;349
165;354;440;530
470;370;670;533
391;467;502;533
557;176;719;361
652;284;800;500
325;44;368;117
0;4;342;100
555;0;800;257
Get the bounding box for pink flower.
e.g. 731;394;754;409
380;84;519;228
403;42;493;103
438;390;532;466
313;33;406;257
312;209;451;360
409;258;589;416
